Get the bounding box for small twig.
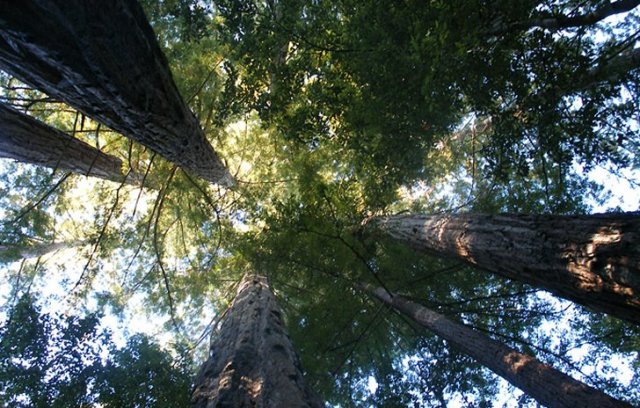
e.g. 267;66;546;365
10;173;71;224
70;172;130;294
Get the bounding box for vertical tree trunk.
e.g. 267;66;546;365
358;282;632;408
192;274;323;408
0;0;232;185
369;213;640;325
0;104;142;184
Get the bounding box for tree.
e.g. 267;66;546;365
192;274;323;407
357;281;633;408
0;0;232;185
0;294;102;407
0;239;86;264
0;104;143;185
368;213;640;325
93;335;193;407
489;0;640;32
0;294;192;407
213;0;640;199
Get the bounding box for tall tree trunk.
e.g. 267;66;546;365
0;0;232;185
192;274;323;408
0;104;143;184
585;47;640;88
357;282;632;408
0;239;87;263
369;213;640;325
490;0;640;33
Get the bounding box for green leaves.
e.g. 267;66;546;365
0;295;192;407
0;295;105;407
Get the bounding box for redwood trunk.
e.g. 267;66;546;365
359;282;632;408
192;275;322;408
0;0;231;185
371;213;640;325
0;104;142;184
0;239;86;263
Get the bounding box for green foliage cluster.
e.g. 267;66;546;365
0;295;192;407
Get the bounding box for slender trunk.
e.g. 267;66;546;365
192;275;323;408
0;104;143;184
369;213;640;325
0;239;87;262
490;0;640;33
584;47;640;88
0;0;232;185
358;282;632;408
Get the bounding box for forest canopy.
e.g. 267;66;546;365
0;0;639;406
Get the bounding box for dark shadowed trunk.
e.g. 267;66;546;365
0;0;232;185
192;274;323;408
358;282;633;408
369;213;640;325
586;47;640;88
0;104;142;184
490;0;640;33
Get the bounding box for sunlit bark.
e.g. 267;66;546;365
0;0;232;185
0;239;87;263
192;275;322;407
0;104;142;184
370;213;640;325
358;281;633;408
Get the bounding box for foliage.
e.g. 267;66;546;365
0;295;192;407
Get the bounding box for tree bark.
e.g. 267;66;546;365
0;0;232;185
358;281;633;408
192;274;323;408
369;213;640;325
0;239;87;262
0;104;144;184
585;47;640;88
490;0;640;33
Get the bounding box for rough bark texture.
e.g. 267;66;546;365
0;104;143;184
192;275;323;408
359;282;632;408
0;0;232;185
371;213;640;325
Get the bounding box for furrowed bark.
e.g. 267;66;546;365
192;275;323;408
358;282;633;408
0;0;232;185
0;104;142;184
369;213;640;325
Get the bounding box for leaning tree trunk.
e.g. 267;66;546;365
192;275;323;408
0;104;143;184
358;282;632;408
0;239;87;263
0;0;232;185
369;213;640;325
